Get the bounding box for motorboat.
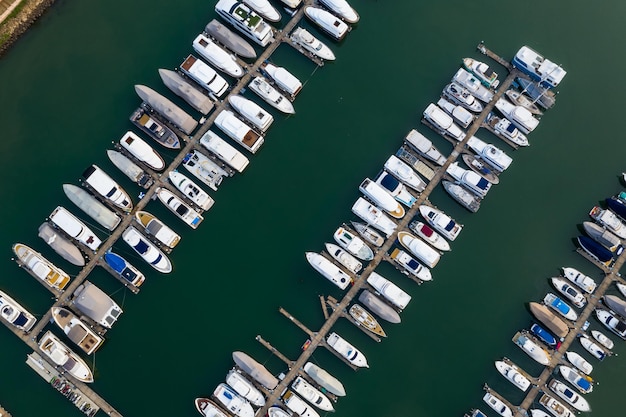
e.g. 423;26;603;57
63;184;121;231
179;54;230;98
213;383;254;417
606;196;626;220
156;187;204;229
446;162;491;198
225;369;265;407
530;323;558;348
495;97;539;134
442;83;483;113
408;220;450;252
305;252;352;290
38;222;85;266
516;77;556;109
418;205;463;242
351;197;398;237
240;0;281;22
192;33;244;78
582;221;623;255
282;390;320;417
512;46;566;89
548;379;591;412
513;332;551;365
291;375;334;411
267;406;291;417
529;302;569;339
561;267;597;294
550;277;586;308
134;85;198;135
485;113;529;147
505;89;543;115
122;226;172;274
437;97;475;128
181;150;228;191
334;226;374;260
589;205;626;237
422;103;465;141
118;130;165;171
367;271;411;310
325;242;362;274
204;19;257;59
304;7;349;41
319;0;359;23
579;335;606;360
591;329;614;350
51;307;104;355
442;180;481;213
303;362;346;396
214;0;274;47
462;153;499;184
538;393;574;417
0;289;37;332
71;281;123;328
466;136;512;172
359;178;405;219
135;211;181;249
158;69;214;115
558;365;593;394
577;235;614;267
482;392;512;417
48;207;101;251
290;27;335;61
565;351;593;375
350;221;384;248
389;247;433;281
261;62;302;96
544;293;578;321
214;110;265;154
595;308;626;339
603;294;626;318
39;331;94;383
326;332;368;367
12;243;70;291
348;304;386;337
103;251;145;287
462;57;500;88
452;68;494;103
383;155;427;192
374;171;417;208
494;360;530;391
232;351;278;390
397;231;441;268
82;165;133;212
248;76;295;114
168;170;215;211
404;129;447;165
195;398;229;417
468;410;488;417
106;150;153;189
619;282;626;297
200;130;250;173
228;95;274;132
130;103;183;147
358;290;401;323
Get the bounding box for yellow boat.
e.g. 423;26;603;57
349;304;386;337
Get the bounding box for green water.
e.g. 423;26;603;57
1;0;626;416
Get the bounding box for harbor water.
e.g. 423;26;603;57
1;0;626;416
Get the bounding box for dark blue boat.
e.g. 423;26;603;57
606;197;626;221
104;251;145;286
577;236;614;266
530;323;558;348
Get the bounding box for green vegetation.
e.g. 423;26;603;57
0;0;38;49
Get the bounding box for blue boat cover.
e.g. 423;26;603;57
578;236;613;262
104;252;126;273
135;239;150;255
477;177;490;190
13;312;29;327
530;323;557;347
444;220;456;231
505;123;516;134
407;258;420;270
606;198;626;220
380;173;400;192
576;378;592;391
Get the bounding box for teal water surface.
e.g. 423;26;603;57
1;0;626;416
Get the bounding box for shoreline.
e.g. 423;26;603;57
0;0;56;58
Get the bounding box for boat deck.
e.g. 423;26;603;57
325;295;382;342
395;145;438;181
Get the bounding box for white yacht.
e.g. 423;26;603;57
512;46;566;89
495;360;530;391
579;335;607;360
383;155;427;192
389;248;432;281
82;165;133;212
0;289;37;332
12;243;71;291
122;226;172;273
419;205;463;242
565;351;593;375
179;54;230;98
452;68;494;103
305;252;352;290
106;149;153;189
134;84;198;135
51;307;104;355
48;206;101;251
483;392;513;417
404;129;447;166
351;221;384;247
325;242;362;274
558;365;593;394
168;171;215;211
193;34;244;78
205;19;257;59
397;231;441;268
359;178;405;218
38;330;94;383
195;398;229;417
282;390;320;417
591;329;614;350
463;57;499;88
291;376;334;411
320;0;359;23
485;113;529;147
156;188;204;229
71;281;123;329
446;162;491;198
326;332;369;367
548;379;591;412
495;97;539;134
215;0;275;46
595;308;626;340
442;180;481;213
214;110;265;154
290;27;335;61
351;197;397;237
437;97;475;128
232;351;279;390
544;293;578;321
38;222;85;267
442;82;483;113
333;226;374;260
182;150;228;191
262;62;302;96
64;183;122;231
466;136;512;172
241;0;280;22
304;7;349;41
582;221;623;255
539;393;574;417
228;95;274;131
135;211;181;249
302;362;346;396
225;369;265;407
119;130;165;171
213;383;255;417
374;171;417;208
561;267;597;294
367;272;411;310
550;277;586;308
359;290;401;323
589;205;626;239
200;130;250;173
513;333;550;365
248;76;295;114
158;68;214;115
423;103;465;140
408;220;451;251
